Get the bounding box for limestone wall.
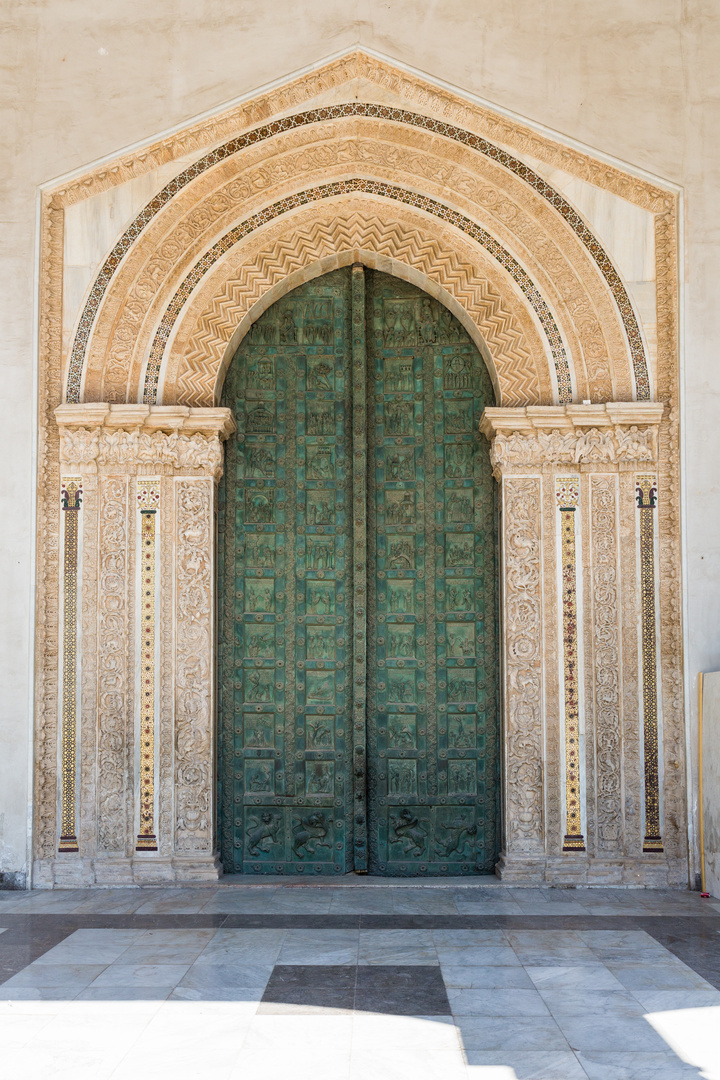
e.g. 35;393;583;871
701;673;720;898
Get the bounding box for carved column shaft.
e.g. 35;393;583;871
482;403;675;885
43;405;234;887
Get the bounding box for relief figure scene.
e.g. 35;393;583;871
306;444;335;480
387;714;418;748
244;533;276;569
245;355;276;390
243;627;275;658
306;536;335;570
243;714;275;748
306;624;336;660
306;400;335;435
306;581;336;616
305;671;335;704
245;489;275;524
386;534;415;569
245;445;276;478
306;490;334;526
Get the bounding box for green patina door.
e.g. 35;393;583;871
218;267;499;875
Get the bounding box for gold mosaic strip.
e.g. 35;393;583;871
59;478;82;853
556;478;585;852
636;474;663;852
136;480;160;851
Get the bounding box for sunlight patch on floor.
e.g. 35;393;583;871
645;1005;720;1079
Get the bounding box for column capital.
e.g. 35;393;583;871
479;403;664;475
55;404;236;478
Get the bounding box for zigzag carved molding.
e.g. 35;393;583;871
169;214;544;408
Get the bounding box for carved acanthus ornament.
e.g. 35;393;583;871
502;477;544;855
481;404;663;476
56;405;235;478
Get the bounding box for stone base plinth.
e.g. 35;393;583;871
496;851;690;888
32;852;223;888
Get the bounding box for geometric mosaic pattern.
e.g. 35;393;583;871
136;480;160;852
636;474;663;853
556;478;585;852
58;478;82;854
64;103;650;405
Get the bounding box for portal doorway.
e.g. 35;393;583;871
218;266;499;875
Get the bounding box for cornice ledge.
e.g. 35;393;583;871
55;403;236;439
479;402;664;438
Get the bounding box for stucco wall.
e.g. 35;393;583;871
2;0;718;886
702;673;720;898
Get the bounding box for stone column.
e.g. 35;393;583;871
481;403;679;885
40;405;234;887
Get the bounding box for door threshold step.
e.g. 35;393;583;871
216;874;502;888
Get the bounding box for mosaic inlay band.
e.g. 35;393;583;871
636;474;663;853
136;480;160;851
64;103;650;404
142;178;571;405
351;265;369;871
59;478;82;853
556;478;585;852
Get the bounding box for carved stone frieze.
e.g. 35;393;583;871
96;476;129;853
174;479;214;855
158;478;174;858
589;475;623;853
502;477;545;855
491;426;657;470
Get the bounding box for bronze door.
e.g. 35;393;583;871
218;266;498;875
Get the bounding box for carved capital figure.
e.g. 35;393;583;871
483;406;661;475
56;405;234;479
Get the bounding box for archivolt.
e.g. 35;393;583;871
67;105;647;400
78;114;636;408
150;180;571;405
161;199;552;407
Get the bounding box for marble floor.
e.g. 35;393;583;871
0;883;719;1079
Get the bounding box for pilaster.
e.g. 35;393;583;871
37;405;234;887
482;403;677;885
